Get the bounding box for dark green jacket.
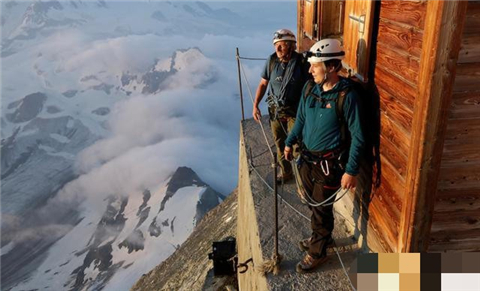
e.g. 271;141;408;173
285;77;365;175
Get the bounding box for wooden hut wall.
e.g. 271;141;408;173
429;0;480;252
367;0;428;252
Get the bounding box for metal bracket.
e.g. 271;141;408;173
349;14;365;34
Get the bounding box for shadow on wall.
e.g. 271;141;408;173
351;36;382;251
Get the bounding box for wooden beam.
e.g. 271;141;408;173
398;0;468;252
297;0;302;50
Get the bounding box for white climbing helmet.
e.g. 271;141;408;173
307;39;345;63
273;29;296;44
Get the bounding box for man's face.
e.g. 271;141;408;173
274;41;292;61
308;62;327;84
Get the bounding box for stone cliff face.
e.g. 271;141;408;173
131;189;238;291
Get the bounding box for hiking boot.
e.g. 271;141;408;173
276;172;293;183
298;236;334;252
296;254;329;273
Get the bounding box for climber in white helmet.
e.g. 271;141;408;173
252;29;311;184
284;39;365;273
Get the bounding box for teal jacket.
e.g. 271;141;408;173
285;77;365;175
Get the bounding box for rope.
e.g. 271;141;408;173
249;161;310;221
238;56;267;61
250;161;356;291
239;60;275;160
238;55;356;290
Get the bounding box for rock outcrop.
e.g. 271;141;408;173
131;190;238;291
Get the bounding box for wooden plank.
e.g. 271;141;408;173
434;194;480;212
379;0;427;29
374;171;403;215
428;239;480;252
342;0;375;81
371;184;401;225
374;157;404;211
377;18;424;58
448;91;480;120
436;188;480;200
452;62;480;93
441;143;480;162
367;213;395;252
438;181;480;192
399;1;468;252
444;118;480;143
430;209;480;231
369;199;399;251
320;0;343;38
430;228;480;241
438;163;480;185
303;0;316;39
378;86;414;134
458;34;480;64
379;134;408;179
375;66;416;110
462;1;480;35
297;0;302;50
429;228;480;252
376;43;420;85
379;110;411;156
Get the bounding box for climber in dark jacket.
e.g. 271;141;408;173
284;39;365;273
252;29;310;183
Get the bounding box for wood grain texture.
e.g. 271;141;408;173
372;172;403;215
376;43;420;85
444;118;480;142
399;0;468;252
452;62;480;93
379;134;408;179
375;66;417;110
430;209;480;230
377;18;424;58
429;228;480;252
342;0;374;81
434;194;480;212
436;187;480;197
458;34;480;64
303;0;316;39
448;91;480;120
369;198;399;252
379;0;427;28
462;1;480;36
379;110;411;156
320;0;343;38
378;86;414;134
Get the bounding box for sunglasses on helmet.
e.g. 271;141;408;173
273;32;294;40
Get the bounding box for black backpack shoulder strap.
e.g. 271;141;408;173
303;80;316;100
336;87;350;146
268;52;277;78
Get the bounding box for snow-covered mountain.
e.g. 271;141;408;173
2;166;224;291
1;0;296;290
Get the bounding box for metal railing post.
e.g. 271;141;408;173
236;47;245;121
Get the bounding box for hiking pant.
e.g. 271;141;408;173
298;156;344;259
270;117;296;176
